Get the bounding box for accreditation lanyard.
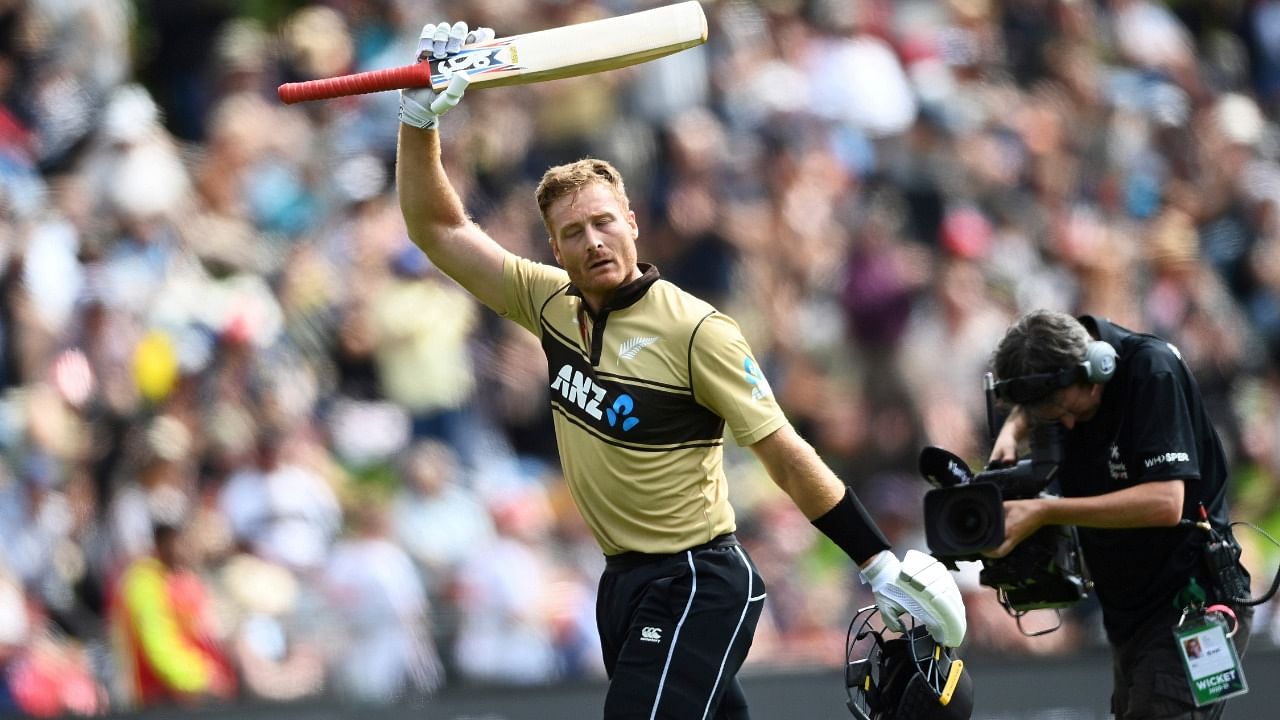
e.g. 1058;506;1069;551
1173;605;1247;707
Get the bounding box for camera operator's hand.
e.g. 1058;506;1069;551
861;549;967;647
989;405;1027;466
985;498;1046;558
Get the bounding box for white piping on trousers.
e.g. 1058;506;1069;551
700;545;762;720
649;552;698;720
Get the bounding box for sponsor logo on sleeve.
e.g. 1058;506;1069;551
1144;451;1190;469
743;357;773;401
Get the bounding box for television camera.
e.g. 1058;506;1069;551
919;422;1090;627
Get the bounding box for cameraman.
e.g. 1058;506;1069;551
988;310;1251;720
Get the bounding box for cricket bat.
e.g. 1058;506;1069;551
277;1;708;104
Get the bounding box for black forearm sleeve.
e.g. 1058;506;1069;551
811;486;891;565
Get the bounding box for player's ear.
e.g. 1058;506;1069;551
548;236;563;265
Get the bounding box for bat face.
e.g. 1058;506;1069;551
429;40;522;87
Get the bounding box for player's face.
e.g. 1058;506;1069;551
547;183;641;308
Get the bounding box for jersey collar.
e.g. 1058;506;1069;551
1078;314;1133;350
567;263;660;317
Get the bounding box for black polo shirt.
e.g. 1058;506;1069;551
1060;316;1233;644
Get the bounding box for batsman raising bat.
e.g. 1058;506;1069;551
396;19;967;719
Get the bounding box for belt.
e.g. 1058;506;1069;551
604;533;739;570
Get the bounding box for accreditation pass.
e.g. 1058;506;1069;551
1174;614;1247;707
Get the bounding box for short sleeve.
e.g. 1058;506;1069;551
1128;357;1200;483
689;313;788;446
501;256;571;337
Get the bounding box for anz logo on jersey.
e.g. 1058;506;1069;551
551;364;640;432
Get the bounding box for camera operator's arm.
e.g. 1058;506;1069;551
987;479;1184;558
989;406;1029;465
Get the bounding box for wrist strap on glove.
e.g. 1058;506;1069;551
859;549;898;588
399;74;472;130
399;89;439;129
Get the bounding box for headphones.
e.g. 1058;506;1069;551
992;340;1117;406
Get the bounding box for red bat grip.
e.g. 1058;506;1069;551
277;63;435;104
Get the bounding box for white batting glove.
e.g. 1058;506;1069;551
398;21;496;129
861;549;967;647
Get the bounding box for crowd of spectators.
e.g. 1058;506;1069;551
0;0;1279;714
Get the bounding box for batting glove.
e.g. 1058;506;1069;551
861;549;967;647
398;21;496;129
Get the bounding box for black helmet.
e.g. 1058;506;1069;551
844;605;973;720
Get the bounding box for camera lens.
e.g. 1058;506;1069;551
924;483;1005;556
943;497;994;547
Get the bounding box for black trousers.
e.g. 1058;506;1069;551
1112;601;1253;720
597;536;766;720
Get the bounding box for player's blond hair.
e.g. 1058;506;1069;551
535;158;630;234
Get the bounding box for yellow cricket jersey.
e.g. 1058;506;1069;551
501;258;788;555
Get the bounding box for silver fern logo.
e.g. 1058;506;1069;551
618;336;658;361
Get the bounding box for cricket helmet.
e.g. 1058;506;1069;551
844;605;973;720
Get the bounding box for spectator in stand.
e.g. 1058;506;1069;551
109;487;235;707
451;485;561;685
391;439;494;595
217;429;342;573
370;245;480;450
0;565;106;718
322;499;442;702
107;415;194;568
219;552;326;703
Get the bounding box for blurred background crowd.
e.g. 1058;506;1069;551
1;0;1279;714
